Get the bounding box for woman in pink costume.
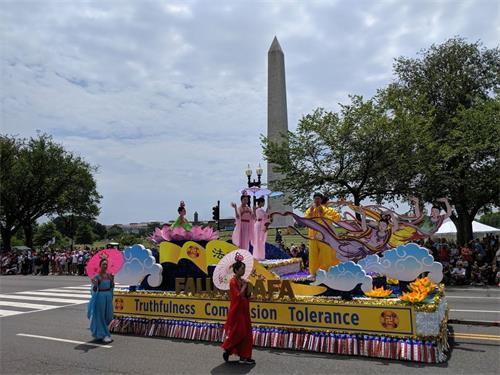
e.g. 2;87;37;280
231;194;255;250
251;197;269;260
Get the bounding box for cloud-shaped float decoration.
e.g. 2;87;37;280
357;243;443;283
115;244;163;287
311;261;373;293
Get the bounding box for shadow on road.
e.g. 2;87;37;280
74;339;109;353
211;361;255;374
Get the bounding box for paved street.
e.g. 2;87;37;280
1;276;499;375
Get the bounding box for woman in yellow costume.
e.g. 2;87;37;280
363;197;451;247
278;200;396;267
304;193;341;275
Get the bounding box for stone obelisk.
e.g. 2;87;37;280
267;36;293;228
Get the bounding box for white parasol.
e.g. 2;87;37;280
212;249;254;290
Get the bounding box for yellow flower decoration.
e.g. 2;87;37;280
399;289;428;303
386;278;399;285
408;276;436;294
364;286;393;298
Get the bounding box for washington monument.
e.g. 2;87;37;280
267;36;293;228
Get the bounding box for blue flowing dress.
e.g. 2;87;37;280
87;275;114;339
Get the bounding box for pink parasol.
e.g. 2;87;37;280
85;248;125;279
212;249;253;290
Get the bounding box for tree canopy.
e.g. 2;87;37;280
0;134;101;250
263;95;418;208
263;37;499;244
386;37;499;244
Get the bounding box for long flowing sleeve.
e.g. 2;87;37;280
324;206;341;222
304;207;314;218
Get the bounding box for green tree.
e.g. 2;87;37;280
119;233;140;246
107;224;124;239
33;222;62;247
262;95;416;208
479;212;500;229
52;216;107;243
147;222;161;234
0;134;101;251
0;136;22;249
387;37;500;245
75;223;94;245
92;222;107;240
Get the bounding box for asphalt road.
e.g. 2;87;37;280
0;276;499;375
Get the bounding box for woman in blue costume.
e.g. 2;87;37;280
87;257;114;343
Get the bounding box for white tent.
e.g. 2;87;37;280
435;219;500;235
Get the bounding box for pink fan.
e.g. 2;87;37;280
212;249;254;290
86;249;124;279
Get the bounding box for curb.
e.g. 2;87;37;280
449;319;500;327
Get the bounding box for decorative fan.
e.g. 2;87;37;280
85;249;124;278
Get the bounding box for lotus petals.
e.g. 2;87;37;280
149;225;219;243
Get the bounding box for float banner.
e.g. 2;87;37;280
113;293;416;336
159;240;237;271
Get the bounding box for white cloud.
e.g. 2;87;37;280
1;0;497;224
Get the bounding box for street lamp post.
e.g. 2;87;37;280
245;164;263;206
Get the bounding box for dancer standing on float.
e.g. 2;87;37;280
87;256;114;343
251;197;269;260
362;197;452;247
222;259;255;364
305;193;341;275
170;201;193;231
231;194;255;250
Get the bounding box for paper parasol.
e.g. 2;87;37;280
212;249;254;290
269;191;284;197
240;187;273;198
86;249;125;279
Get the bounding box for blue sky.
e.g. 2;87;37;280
1;0;498;224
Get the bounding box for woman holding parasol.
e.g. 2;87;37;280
87;253;120;343
221;254;255;364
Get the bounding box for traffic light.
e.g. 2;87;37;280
212;205;220;221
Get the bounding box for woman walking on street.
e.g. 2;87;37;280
87;256;114;343
222;260;255;364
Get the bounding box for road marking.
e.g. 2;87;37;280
0;285;93;318
446;296;500;299
63;286;92;290
0;294;87;304
453;333;500;342
454;332;500;339
16;333;112;348
0;301;59;310
447;288;500;292
0;309;23;317
42;289;90;294
16;291;90;299
451;309;500;314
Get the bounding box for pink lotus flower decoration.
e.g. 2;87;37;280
150;225;219;244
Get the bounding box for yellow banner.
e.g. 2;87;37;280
179;241;208;274
114;292;416;336
159;240;237;271
206;240;237;265
159;242;182;264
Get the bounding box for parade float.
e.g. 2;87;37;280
104;197;451;363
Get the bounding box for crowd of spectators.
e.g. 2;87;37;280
2;233;500;287
416;234;499;286
275;231;499;286
0;248;99;276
